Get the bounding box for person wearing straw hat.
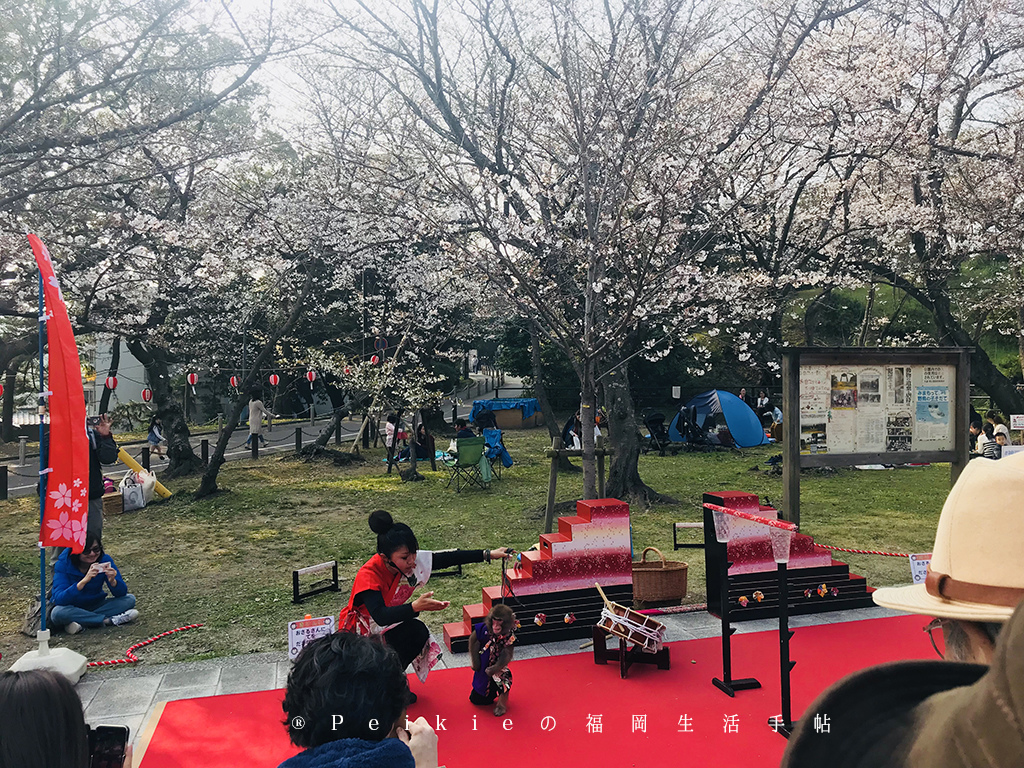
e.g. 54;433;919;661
781;451;1024;768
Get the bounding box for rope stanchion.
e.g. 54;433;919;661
86;623;203;667
813;543;910;558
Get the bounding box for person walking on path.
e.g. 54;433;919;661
246;390;276;449
147;415;167;460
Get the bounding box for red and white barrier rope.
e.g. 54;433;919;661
812;543;910;558
86;623;204;667
702;502;910;557
702;502;797;531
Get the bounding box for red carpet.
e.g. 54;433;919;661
139;616;933;768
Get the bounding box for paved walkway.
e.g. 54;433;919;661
76;604;903;755
3;373;521;499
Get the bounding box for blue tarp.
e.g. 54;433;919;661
668;390;769;448
470;398;540;423
483;428;514;468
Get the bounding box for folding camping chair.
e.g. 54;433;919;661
641;412;672;456
483;428;511;479
443;436;488;492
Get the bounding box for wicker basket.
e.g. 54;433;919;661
632;547;688;603
102;492;123;516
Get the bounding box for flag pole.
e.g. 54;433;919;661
10;238;86;680
38;271;47;631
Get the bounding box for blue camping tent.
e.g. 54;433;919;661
668;390;769;448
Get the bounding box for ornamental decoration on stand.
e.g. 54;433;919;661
563;613;576;624
533;613;546;626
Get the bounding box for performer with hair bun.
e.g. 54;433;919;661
339;510;510;698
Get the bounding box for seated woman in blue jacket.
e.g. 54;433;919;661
51;533;138;635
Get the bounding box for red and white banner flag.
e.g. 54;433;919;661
29;234;90;553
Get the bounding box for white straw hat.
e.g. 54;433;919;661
872;450;1024;623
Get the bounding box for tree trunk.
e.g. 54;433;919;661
530;319;579;473
0;332;38;439
1;358;24;442
803;288;832;346
580;359;598;499
1017;296;1024;383
97;336;120;414
603;365;676;505
300;406;352;457
421;406;452;436
857;283;876;347
125;339;204;478
196;273;313;498
929;291;1024;417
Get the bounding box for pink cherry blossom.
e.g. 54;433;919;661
49;483;72;510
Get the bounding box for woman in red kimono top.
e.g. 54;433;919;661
340;510;509;700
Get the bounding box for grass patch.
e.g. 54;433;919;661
0;430;949;667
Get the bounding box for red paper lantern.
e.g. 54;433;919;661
104;376;118;390
141;388;153;403
0;383;4;398
344;367;351;375
229;375;239;388
269;374;280;386
306;370;317;383
187;372;198;386
370;355;379;365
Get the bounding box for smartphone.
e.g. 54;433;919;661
89;724;129;768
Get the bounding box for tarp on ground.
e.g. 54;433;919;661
469;398;540;423
668;390;769;448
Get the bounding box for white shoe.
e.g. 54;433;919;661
111;609;139;626
65;622;83;634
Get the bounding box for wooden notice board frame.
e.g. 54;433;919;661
782;347;971;526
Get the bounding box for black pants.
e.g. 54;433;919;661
384;619;429;670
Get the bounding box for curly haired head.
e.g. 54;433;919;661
282;632;409;748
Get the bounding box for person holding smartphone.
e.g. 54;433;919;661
86;413;119;539
0;669;132;768
50;533;138;635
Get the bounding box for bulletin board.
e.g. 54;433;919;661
781;348;971;526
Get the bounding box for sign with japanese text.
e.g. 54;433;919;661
288;615;334;660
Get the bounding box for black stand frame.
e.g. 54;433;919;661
292;561;340;604
593;626;670;679
768;562;797;737
712;550;761;697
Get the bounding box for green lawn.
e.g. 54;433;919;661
0;429;949;667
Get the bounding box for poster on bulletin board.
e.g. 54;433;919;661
797;363;955;455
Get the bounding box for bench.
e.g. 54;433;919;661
672;522;705;551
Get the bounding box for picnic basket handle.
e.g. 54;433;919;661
640;547;667;568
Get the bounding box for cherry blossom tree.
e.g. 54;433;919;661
310;0;872;502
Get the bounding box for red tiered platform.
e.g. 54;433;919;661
704;491;876;621
714;491;832;575
444;498;633;652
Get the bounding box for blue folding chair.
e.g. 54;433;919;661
483;428;512;479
